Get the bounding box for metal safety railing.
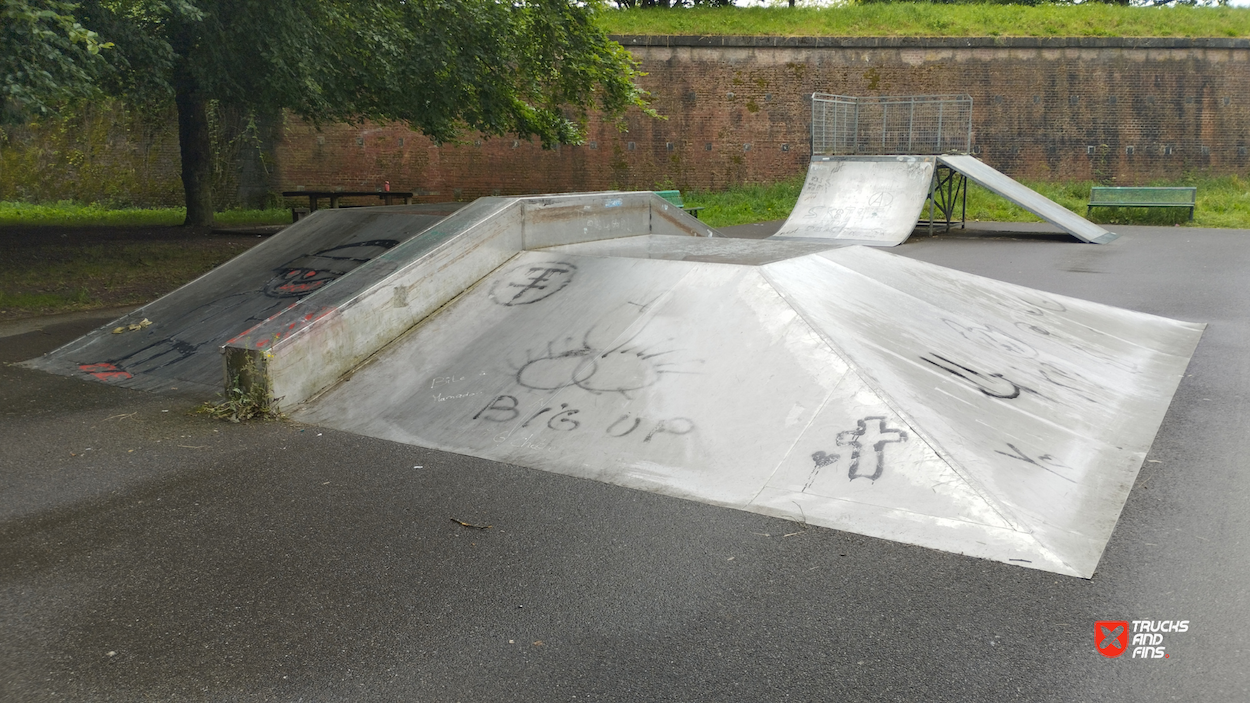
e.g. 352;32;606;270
811;94;973;156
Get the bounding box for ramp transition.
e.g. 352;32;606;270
296;238;1201;577
770;156;935;245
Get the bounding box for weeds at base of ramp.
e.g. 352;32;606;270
197;362;283;423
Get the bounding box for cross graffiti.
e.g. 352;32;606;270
837;416;909;481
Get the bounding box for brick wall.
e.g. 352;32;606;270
272;36;1250;202
0;100;281;208
0;101;185;207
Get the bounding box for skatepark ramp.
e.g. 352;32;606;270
27;187;1196;576
295;236;1201;577
788;93;1116;246
22;204;460;393
938;155;1117;244
770;156;936;245
219;193;715;407
770;155;1117;247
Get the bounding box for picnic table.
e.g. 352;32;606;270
283;190;415;218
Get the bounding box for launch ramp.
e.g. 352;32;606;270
22;205;459;393
770;155;1116;247
939;155;1117;244
296;238;1201;577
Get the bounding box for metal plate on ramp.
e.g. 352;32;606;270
939;155;1117;244
769;156;934;246
296;241;1201;577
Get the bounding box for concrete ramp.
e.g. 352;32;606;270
939;154;1117;244
295;240;1202;577
22;205;458;393
770;156;935;246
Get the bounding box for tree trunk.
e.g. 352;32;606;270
174;70;214;226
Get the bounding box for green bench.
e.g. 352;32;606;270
1088;186;1196;221
654;190;705;219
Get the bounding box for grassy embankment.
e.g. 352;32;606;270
597;4;1250;38
0;236;258;318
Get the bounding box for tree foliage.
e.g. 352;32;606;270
2;0;111;115
7;0;652;224
82;0;652;143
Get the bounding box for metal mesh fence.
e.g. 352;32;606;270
811;94;973;156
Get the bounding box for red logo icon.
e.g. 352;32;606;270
1095;620;1129;658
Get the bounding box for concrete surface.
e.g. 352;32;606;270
2;222;1247;701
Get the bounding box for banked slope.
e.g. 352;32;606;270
23;205;457;393
296;239;1202;577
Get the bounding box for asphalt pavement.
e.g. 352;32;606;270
2;221;1247;701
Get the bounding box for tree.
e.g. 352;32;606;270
2;0;110;116
70;0;651;226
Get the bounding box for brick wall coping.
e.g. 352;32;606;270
611;34;1250;49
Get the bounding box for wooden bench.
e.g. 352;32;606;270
283;190;415;222
1088;186;1196;221
654;190;705;219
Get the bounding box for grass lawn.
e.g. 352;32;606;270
0;204;287;322
684;174;1250;229
0;202;291;227
598;5;1250;39
0;226;263;321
